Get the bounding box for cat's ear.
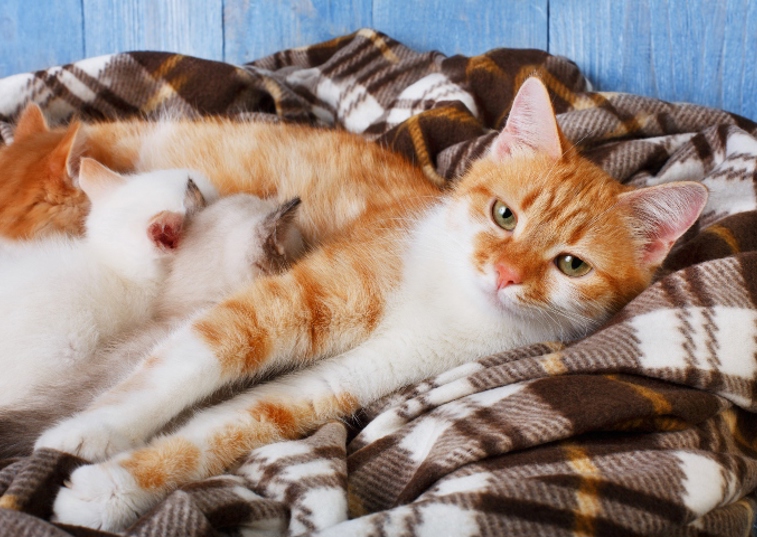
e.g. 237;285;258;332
49;121;87;184
13;103;49;142
77;158;127;202
63;125;88;182
489;77;563;161
148;211;185;252
617;181;709;266
148;178;207;253
260;197;304;274
184;177;207;216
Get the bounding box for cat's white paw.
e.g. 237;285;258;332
35;416;136;461
52;462;152;531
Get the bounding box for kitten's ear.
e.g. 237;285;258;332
63;125;88;181
77;158;127;202
261;197;304;274
490;77;563;161
14;103;49;142
148;211;185;252
184;177;207;215
617;181;709;266
49;121;87;184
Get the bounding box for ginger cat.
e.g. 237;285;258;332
27;78;708;531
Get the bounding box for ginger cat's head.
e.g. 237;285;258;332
449;78;708;340
79;158;218;281
0;105;89;238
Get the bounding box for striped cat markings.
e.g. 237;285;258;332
29;78;708;531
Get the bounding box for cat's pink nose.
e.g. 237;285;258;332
495;263;521;289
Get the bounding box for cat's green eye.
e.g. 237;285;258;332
492;200;517;231
556;254;592;277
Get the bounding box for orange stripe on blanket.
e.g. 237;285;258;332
0;494;21;510
706;225;740;254
564;444;601;537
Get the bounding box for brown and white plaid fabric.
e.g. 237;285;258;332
0;29;755;536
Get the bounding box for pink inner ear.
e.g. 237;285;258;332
490;77;563;161
148;211;184;252
619;182;709;266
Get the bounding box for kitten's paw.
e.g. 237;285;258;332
35;417;136;461
52;462;152;531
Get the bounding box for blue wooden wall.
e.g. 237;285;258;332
1;0;755;120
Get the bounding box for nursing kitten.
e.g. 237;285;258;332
0;158;217;409
34;78;709;531
0;193;303;458
0;102;440;247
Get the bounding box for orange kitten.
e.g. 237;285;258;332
33;78;708;531
0;104;440;246
0;107;89;238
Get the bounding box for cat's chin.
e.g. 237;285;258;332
493;291;531;319
474;279;528;320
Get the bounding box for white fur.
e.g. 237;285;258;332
36;326;226;461
52;459;156;531
33;194;302;459
0;168;216;408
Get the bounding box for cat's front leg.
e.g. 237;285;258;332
35;322;226;461
51;338;429;532
51;380;360;530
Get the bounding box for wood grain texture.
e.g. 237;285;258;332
1;1;756;120
371;0;548;55
0;0;84;75
82;0;223;61
223;0;372;65
223;0;547;64
549;0;757;120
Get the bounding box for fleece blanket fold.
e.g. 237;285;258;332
0;28;755;537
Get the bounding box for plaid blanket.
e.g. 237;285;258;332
0;28;756;537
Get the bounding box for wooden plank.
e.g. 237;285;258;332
223;0;548;65
223;0;372;65
372;0;548;55
0;0;84;77
82;0;223;61
549;0;757;121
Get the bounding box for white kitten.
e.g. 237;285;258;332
0;193;302;458
0;159;216;409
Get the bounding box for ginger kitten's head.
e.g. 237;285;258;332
79;158;218;281
450;78;708;340
0;104;89;238
157;194;304;318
